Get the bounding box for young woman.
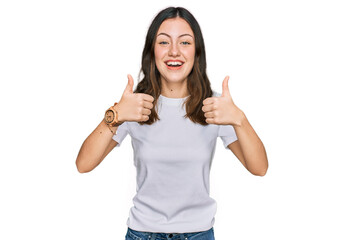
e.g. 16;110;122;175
76;6;268;240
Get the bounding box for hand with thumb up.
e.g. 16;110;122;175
202;76;244;126
114;74;155;123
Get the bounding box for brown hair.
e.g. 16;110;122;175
134;7;213;126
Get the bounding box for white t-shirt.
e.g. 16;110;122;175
112;91;238;233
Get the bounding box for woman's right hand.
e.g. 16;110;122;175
115;74;154;122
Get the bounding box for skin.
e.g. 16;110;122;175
154;17;268;176
76;17;268;176
202;76;269;176
154;17;195;98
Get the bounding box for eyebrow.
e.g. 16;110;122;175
157;33;194;39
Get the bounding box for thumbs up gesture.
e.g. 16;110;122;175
202;76;244;126
114;74;154;122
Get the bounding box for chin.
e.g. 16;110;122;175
161;73;189;83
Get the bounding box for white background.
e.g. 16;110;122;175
1;0;361;239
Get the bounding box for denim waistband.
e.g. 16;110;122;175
127;227;214;240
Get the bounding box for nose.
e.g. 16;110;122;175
168;42;180;57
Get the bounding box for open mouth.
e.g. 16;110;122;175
165;60;184;70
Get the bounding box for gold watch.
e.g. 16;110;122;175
104;102;122;127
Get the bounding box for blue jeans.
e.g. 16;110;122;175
125;227;215;240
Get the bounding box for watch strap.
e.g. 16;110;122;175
105;102;121;127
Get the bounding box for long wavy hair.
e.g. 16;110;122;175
134;7;213;126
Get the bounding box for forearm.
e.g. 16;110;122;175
233;112;268;176
76;119;119;173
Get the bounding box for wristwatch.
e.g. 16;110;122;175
104;102;122;127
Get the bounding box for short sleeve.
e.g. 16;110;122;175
112;121;129;147
212;90;238;150
218;124;238;150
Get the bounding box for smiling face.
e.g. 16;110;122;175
154;17;195;86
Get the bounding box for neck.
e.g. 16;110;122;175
161;78;189;98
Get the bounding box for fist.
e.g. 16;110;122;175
115;74;154;122
202;76;243;126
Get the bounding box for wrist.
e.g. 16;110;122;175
104;102;123;127
233;109;247;127
103;118;117;135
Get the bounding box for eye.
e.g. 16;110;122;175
181;41;191;45
159;41;169;45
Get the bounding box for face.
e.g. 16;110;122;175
154;17;195;85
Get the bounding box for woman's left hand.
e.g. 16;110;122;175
202;76;244;126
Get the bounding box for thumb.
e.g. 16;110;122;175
221;76;230;97
123;74;134;95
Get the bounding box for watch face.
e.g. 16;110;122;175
105;110;115;123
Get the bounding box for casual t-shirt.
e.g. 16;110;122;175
112;91;238;233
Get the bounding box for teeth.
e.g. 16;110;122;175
166;61;183;66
